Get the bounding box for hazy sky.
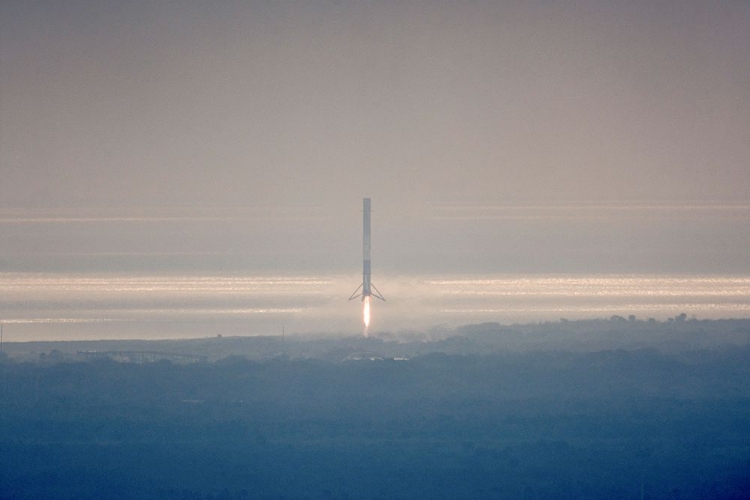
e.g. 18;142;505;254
1;1;749;275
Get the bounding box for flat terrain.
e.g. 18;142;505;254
2;320;750;499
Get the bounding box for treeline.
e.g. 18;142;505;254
6;318;750;363
2;347;750;499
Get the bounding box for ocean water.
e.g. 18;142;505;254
1;204;749;341
1;272;749;341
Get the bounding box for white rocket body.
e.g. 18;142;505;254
349;198;385;302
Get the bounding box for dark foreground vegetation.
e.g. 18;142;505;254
2;321;750;499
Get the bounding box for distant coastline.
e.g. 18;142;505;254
3;317;750;364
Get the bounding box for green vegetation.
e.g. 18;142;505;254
2;321;750;499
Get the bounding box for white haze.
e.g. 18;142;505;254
2;1;749;209
1;2;749;340
2;270;750;341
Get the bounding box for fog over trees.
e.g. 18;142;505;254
2;319;750;499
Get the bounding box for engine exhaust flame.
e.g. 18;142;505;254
363;295;371;330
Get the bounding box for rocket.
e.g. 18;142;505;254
349;198;385;302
